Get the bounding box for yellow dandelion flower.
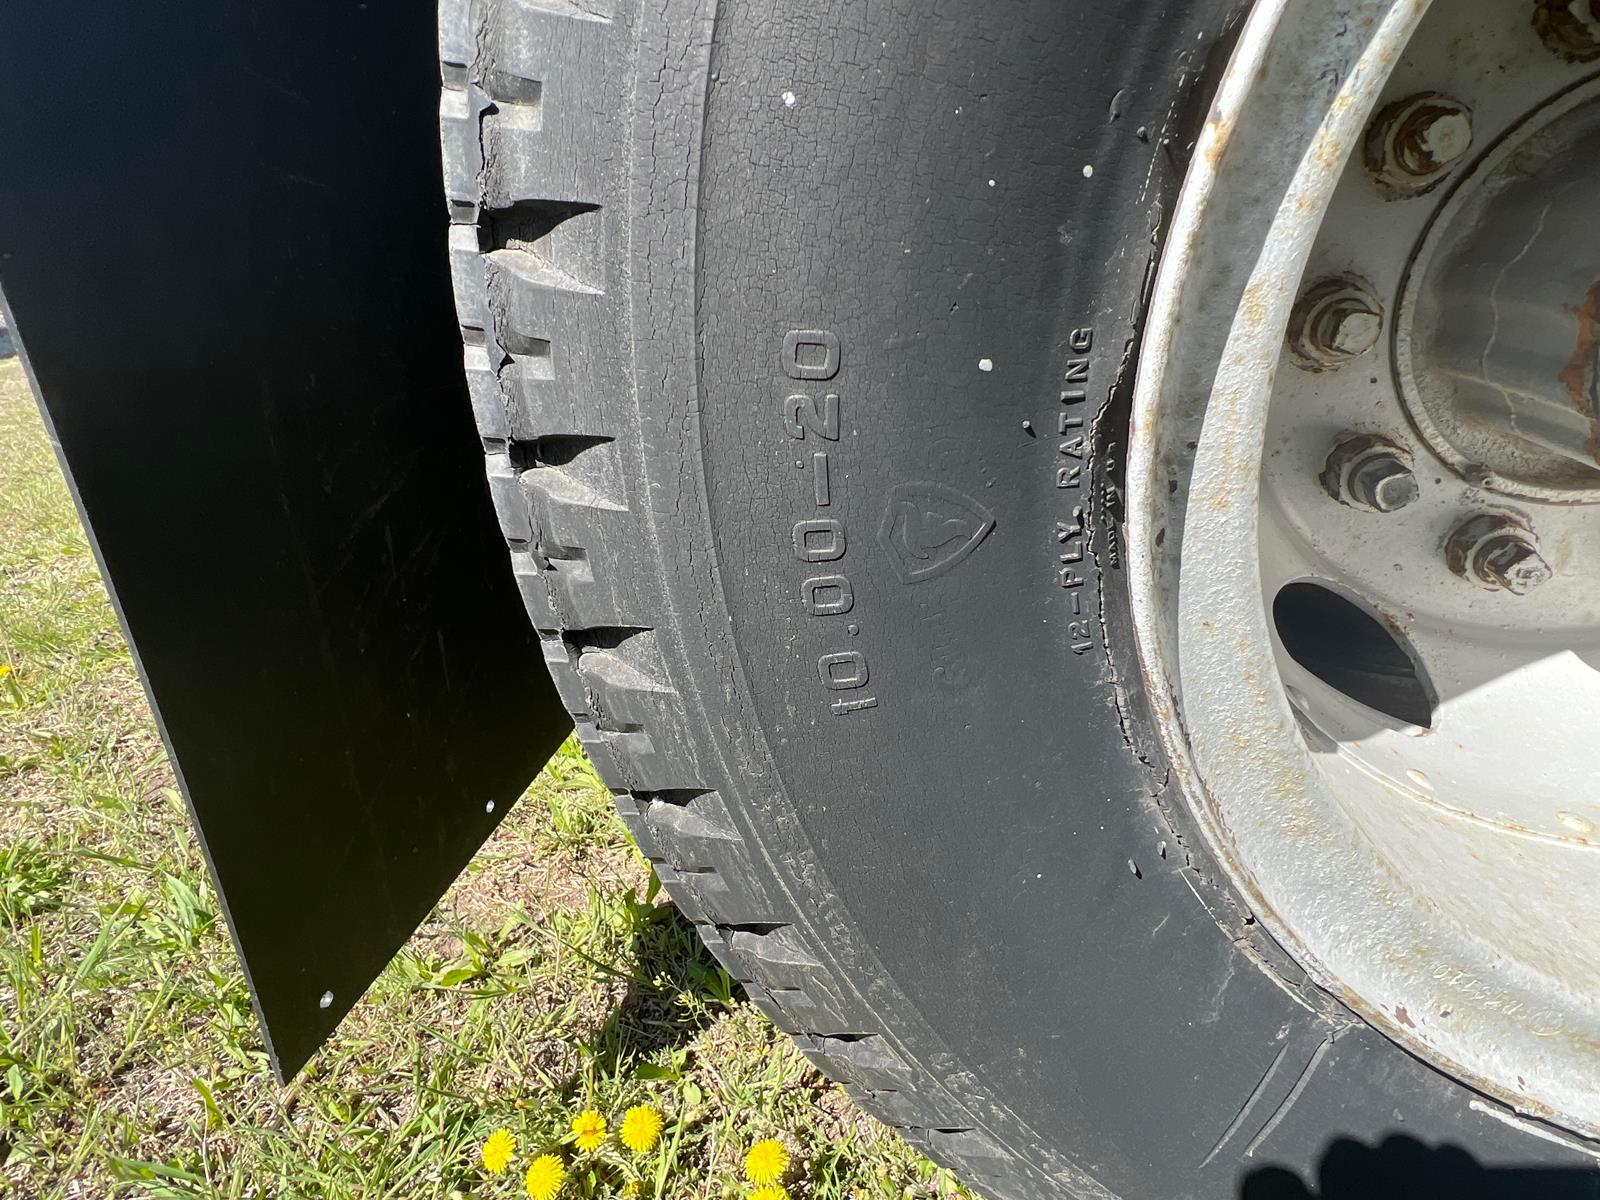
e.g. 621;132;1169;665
623;1182;643;1197
743;1139;790;1186
571;1108;607;1152
620;1104;664;1153
480;1127;516;1174
751;1187;790;1200
524;1153;565;1200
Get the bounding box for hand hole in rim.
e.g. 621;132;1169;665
1273;581;1436;729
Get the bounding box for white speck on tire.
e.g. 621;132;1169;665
1082;163;1094;178
978;358;994;372
319;990;334;1009
781;90;796;107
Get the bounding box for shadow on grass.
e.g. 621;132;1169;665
586;887;742;1078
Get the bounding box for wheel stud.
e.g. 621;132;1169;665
1445;513;1553;594
1349;454;1419;513
1289;277;1383;370
1320;434;1418;513
1364;93;1473;196
1534;0;1600;61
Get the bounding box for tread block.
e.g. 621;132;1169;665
439;85;485;220
464;346;510;438
694;930;858;1035
487;200;605;291
486;245;598;297
547;551;646;629
534;634;589;714
648;863;708;924
733;980;794;1030
526;547;654;633
725;924;822;973
573;634;703;790
571;716;625;780
519;461;622;520
474;4;619;208
643;791;737;849
663;866;771;926
515;481;659;631
794;1034;915;1091
714;924;872;1034
483;257;616;420
842;1084;926;1127
762;987;860;1037
437;0;471;66
456;219;613;444
449;223;490;330
491;463;657;631
639;791;775;904
485;450;532;542
508;0;618;22
608;790;660;856
903;1127;1011;1173
895;1140;1025;1189
510;549;559;628
498;355;610;440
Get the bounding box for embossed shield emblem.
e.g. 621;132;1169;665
877;482;996;584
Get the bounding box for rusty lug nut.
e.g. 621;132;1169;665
1445;513;1554;594
1364;93;1473;197
1288;277;1383;370
1321;434;1419;512
1534;0;1600;62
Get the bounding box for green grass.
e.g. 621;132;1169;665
0;358;972;1200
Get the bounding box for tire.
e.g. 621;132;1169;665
437;2;1600;1196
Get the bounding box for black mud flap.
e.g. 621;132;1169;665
0;2;571;1078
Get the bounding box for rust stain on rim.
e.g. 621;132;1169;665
1561;280;1600;464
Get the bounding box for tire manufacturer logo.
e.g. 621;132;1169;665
877;483;995;584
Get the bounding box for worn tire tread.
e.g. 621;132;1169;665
436;4;1051;1196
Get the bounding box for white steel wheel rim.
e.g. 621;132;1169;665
1128;0;1600;1138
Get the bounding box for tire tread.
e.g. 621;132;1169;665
439;5;1053;1195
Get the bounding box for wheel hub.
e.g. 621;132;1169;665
1128;0;1600;1139
1398;77;1600;499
